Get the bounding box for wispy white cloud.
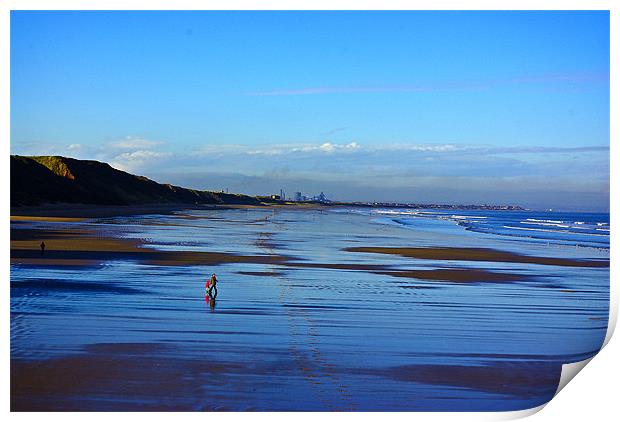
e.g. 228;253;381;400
249;141;360;155
109;136;163;150
320;126;349;136
192;142;608;158
371;144;460;153
194;141;361;156
110;150;173;172
477;145;609;154
243;72;609;97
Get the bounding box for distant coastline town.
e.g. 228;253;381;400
258;189;525;211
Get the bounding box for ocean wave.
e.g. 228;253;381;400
526;218;565;224
520;221;570;228
367;208;609;248
504;225;570;234
504;225;609;237
373;210;422;216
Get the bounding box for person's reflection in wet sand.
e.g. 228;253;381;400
206;294;216;310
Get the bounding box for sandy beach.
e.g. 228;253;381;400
10;207;609;411
11;210;607;277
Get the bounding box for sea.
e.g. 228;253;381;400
10;206;610;411
363;208;610;249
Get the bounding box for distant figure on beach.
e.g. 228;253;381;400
206;273;218;298
40;241;46;255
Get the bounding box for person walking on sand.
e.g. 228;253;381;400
40;241;46;255
206;273;218;297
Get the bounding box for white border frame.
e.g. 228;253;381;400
2;1;616;420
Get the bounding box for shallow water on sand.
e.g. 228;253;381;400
10;208;609;411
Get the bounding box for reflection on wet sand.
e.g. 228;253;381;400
11;225;291;267
12;342;233;411
10;208;609;411
11;342;562;411
368;361;561;399
345;246;610;268
375;268;529;283
12;226;559;284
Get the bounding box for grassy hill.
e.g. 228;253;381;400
11;155;262;207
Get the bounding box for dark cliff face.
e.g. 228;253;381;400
10;155;261;207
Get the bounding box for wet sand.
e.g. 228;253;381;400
11;341;561;411
10;208;609;411
345;246;610;268
374;269;529;283
11;223;291;267
11;216;88;222
13;214;607;272
11;242;290;268
367;361;561;399
11;223;541;283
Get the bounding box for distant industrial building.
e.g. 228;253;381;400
291;191;329;203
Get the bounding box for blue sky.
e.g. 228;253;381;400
10;11;610;211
